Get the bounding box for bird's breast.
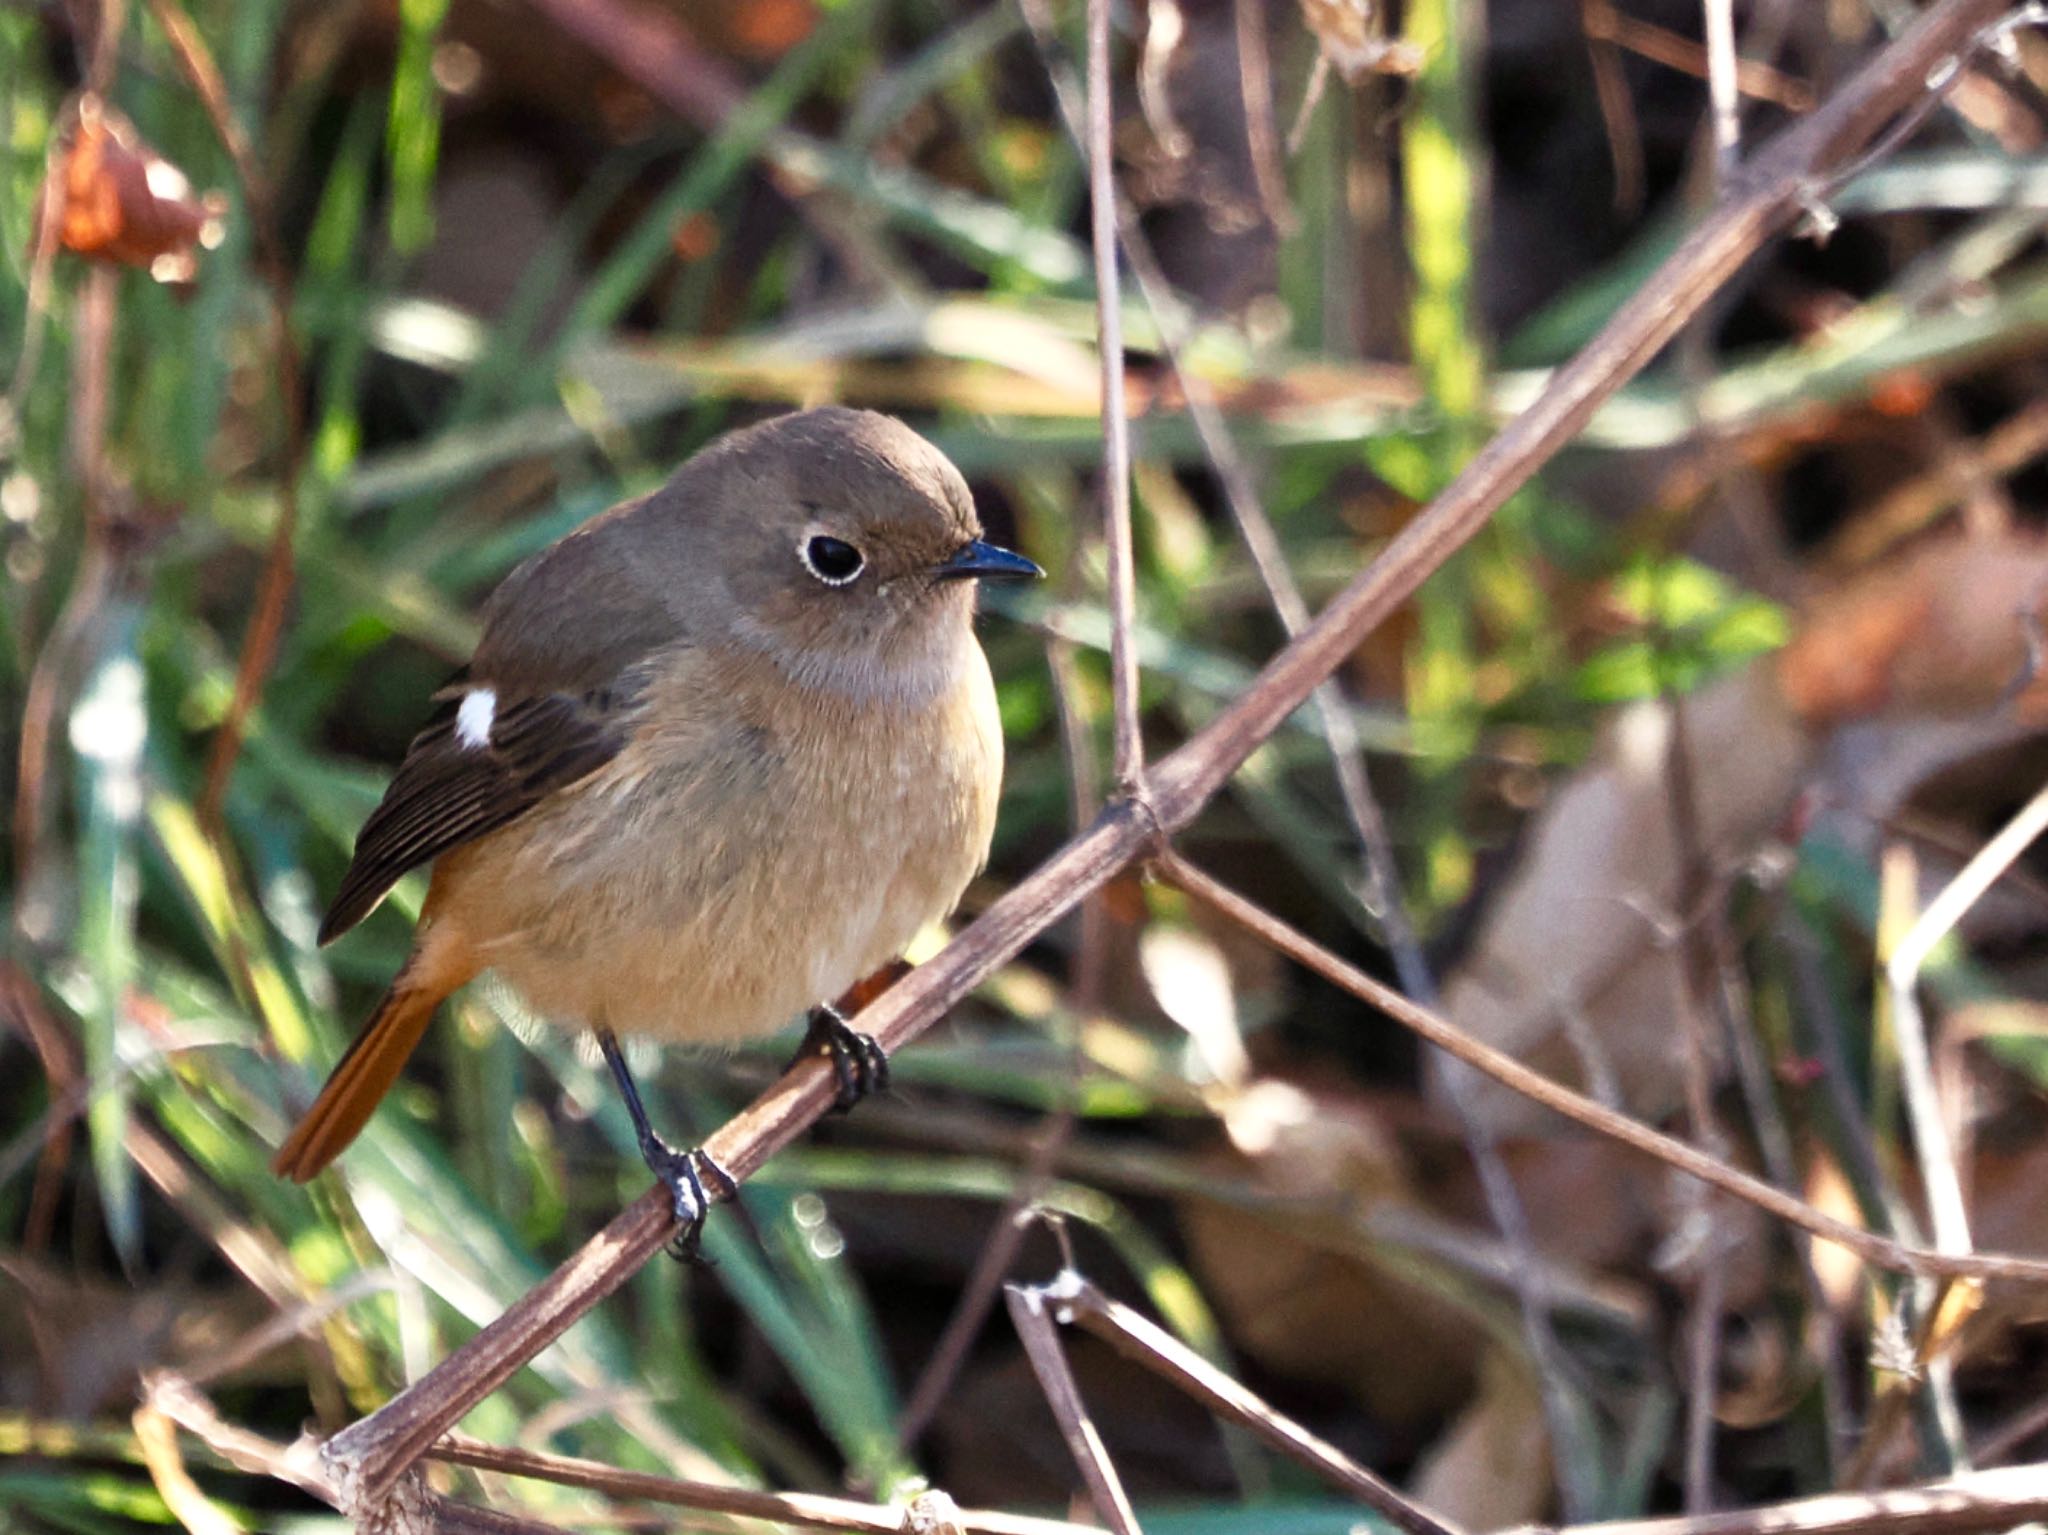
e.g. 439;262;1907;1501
446;642;1002;1043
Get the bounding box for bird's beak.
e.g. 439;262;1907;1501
932;539;1044;584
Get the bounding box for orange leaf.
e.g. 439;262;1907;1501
47;97;225;284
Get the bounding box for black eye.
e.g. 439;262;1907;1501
802;535;864;585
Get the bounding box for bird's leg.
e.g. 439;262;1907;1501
598;1030;735;1262
787;1004;890;1113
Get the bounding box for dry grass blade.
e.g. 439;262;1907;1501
313;0;2027;1512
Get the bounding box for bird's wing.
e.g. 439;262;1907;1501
319;482;719;945
317;675;643;945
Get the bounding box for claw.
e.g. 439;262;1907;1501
641;1137;736;1263
788;1005;891;1112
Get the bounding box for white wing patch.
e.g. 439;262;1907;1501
456;688;496;750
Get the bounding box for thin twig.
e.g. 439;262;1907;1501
1883;841;1978;1264
1525;1461;2048;1535
182;1270;398;1389
0;965;79;1252
1579;0;1813;113
896;1132;1071;1449
1286;54;1332;156
1828;396;2048;568
1004;1279;1142;1535
1873;784;2048;1472
1972;1391;2048;1465
1580;0;1646;211
431;1434;1097;1535
1049;1274;1463;1535
1683;1241;1730;1511
1871;840;1979;1475
1658;691;1734;1515
1889;777;2048;991
1086;0;1145;793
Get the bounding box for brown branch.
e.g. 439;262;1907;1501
1004;1280;1142;1535
2;939;83;1258
314;0;2030;1512
1049;1274;1462;1535
430;1434;1098;1535
1532;1462;2048;1535
1155;849;2048;1285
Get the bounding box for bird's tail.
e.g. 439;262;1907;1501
272;943;474;1182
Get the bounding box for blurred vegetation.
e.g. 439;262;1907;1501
10;2;2048;1532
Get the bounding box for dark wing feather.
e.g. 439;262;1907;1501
317;690;630;945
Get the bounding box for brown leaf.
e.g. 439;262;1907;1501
1777;533;2048;726
1434;664;1817;1133
1183;1084;1483;1426
1408;1348;1552;1529
46;96;226;284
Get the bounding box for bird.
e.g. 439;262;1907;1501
271;406;1041;1250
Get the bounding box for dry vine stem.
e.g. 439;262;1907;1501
320;0;2037;1516
1011;1270;1461;1535
1005;1281;1142;1535
1153;852;2048;1283
427;1435;1095;1535
1534;1462;2048;1535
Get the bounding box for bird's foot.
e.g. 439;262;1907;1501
638;1135;737;1264
788;1005;890;1113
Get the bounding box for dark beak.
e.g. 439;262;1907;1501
933;539;1044;584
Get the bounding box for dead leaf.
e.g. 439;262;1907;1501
46;96;226;284
1777;533;2048;726
1433;663;1817;1133
1408;1347;1552;1529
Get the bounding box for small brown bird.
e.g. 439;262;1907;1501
273;407;1040;1245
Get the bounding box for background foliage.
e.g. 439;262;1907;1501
9;2;2048;1531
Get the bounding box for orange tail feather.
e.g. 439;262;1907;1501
272;946;473;1182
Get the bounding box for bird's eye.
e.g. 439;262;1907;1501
801;535;865;586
